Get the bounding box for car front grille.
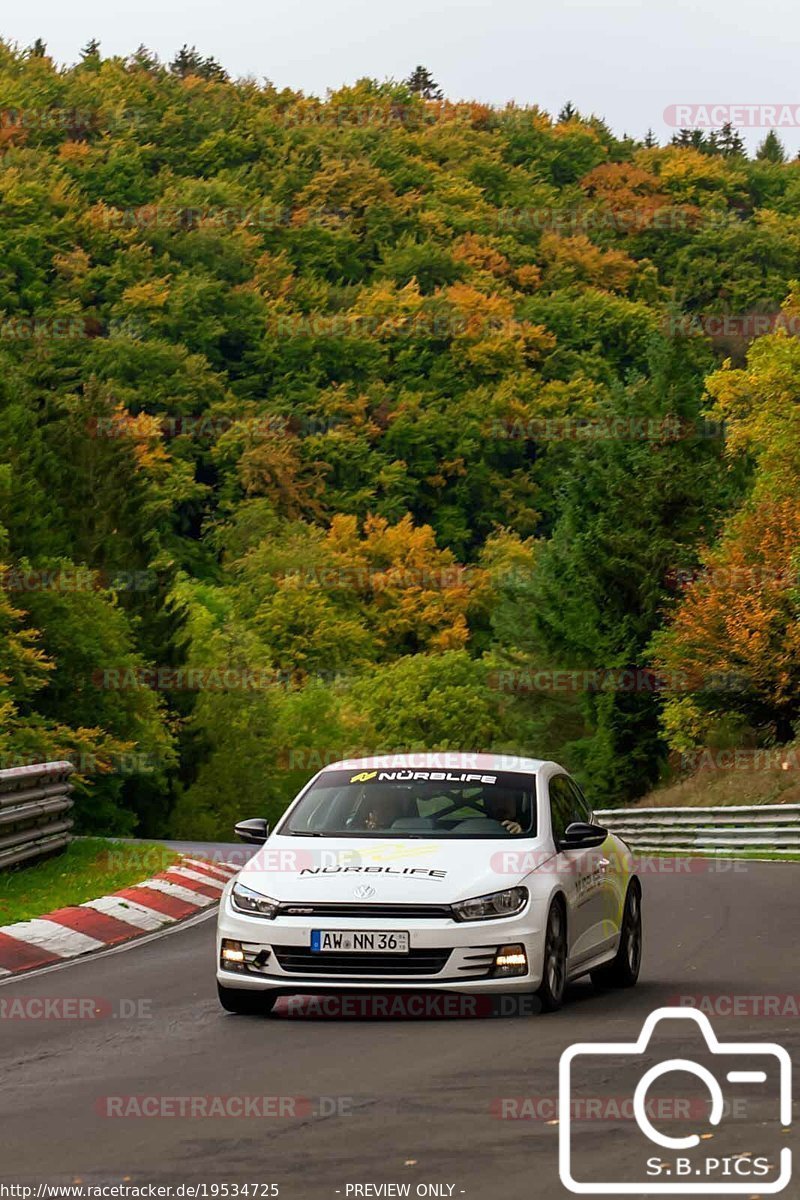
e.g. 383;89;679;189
272;946;452;976
274;902;454;920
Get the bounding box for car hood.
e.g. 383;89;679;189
235;834;553;904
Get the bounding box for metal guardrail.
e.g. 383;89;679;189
594;803;800;854
0;761;75;870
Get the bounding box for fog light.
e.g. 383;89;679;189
493;943;528;977
221;939;244;964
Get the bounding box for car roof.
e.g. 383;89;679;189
321;752;554;776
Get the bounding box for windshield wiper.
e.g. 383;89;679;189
286;830;427;838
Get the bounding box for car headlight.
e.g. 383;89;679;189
452;886;528;921
230;881;278;919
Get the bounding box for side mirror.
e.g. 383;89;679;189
234;818;270;844
557;821;607;851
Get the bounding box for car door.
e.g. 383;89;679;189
565;776;620;952
549;775;612;966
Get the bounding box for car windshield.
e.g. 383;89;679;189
280;768;537;838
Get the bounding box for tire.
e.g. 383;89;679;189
217;982;278;1015
537;898;568;1012
592;880;642;990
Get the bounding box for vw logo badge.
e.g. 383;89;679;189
354;884;376;899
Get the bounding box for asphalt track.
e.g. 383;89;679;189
1;851;797;1200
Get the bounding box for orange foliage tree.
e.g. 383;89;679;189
652;316;800;750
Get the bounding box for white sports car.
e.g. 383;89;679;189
216;753;642;1014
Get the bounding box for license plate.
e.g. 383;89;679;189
310;930;409;953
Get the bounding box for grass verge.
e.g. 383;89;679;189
0;838;179;926
640;745;800;808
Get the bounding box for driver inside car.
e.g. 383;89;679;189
352;786;411;831
484;792;525;835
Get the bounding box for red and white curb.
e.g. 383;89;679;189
0;857;238;977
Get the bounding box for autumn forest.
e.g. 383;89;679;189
1;43;799;836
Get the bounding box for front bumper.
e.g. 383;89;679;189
216;891;547;995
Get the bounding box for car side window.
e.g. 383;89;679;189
567;777;592;824
549;776;575;843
